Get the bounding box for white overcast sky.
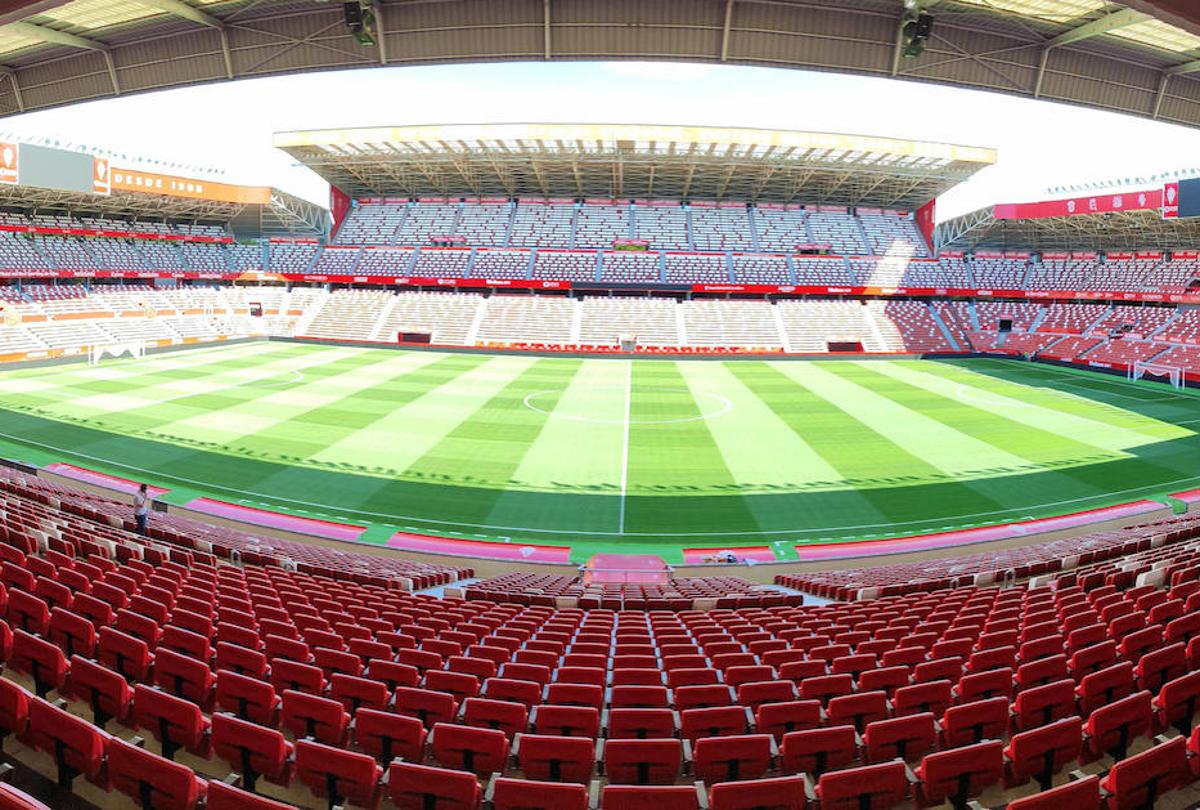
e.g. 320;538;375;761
0;60;1197;221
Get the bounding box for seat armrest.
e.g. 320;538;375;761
482;772;500;807
693;781;709;810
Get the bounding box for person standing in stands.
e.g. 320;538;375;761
133;483;151;535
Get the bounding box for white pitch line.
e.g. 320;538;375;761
617;359;632;535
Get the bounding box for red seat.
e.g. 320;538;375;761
47;607;94;660
98;626;151;682
490;776;589;810
9;630;67;698
915;739;1003;809
1004;716;1082;791
270;657;325;695
394;685;459;728
755;699;823;739
611;685;671;709
603;738;684;785
431;722;509;775
212;712;293;792
294;738;383;810
827;690;888;733
0;782;51;810
206;781;294;810
215;642;268;680
680;705;750;741
600;784;704;810
1013;678;1077;731
863;712;936;763
779;725;858;777
107;737;205;810
940;696;1009;748
462;696;529;739
544;682;604;711
1005;774;1100;810
215;670;279;726
531;704;600;739
609;708;677;740
354;707;427;763
955;667;1013;703
0;679;29;742
1153;669;1200;736
1084;690;1152;762
894;680;952;717
366;659;419;691
63;654;131;729
693;733;774;783
674;684;734;711
24;696;107;787
482;677;541;708
153;647;215;710
330;672;389;714
280;690;349;746
708;775;807;810
813;760;911;809
387;761;482;809
425;669;480;702
7;589;48;636
515;733;595;783
1077;662;1135;717
131;684;211;760
1099;735;1190;810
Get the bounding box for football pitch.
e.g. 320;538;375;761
0;340;1198;560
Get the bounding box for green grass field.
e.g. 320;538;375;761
0;341;1197;561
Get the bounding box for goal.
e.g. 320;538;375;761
1130;360;1184;389
89;341;146;366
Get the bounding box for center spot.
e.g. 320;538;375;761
523;384;733;425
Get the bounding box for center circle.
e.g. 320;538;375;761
523;384;733;425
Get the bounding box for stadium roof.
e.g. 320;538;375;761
0;170;326;235
0;2;1198;128
273;123;996;209
936;195;1200;252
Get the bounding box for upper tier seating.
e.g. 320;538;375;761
266;244;318;274
456;203;512;246
750;208;808;254
806;210;866;255
632;206;689;251
1026;259;1095;290
791;258;853;286
509;202;576;248
311;247;362;275
690;207;754;252
356;247;416;276
1145;258;1200;293
396;203;459;244
334;204;406;245
971;258;1028;288
575;205;631;249
858;212;930;258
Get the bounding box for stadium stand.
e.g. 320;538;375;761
575;204;631;248
690;206;754;252
509;202;576;248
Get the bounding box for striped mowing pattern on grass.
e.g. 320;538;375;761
0;342;1196;554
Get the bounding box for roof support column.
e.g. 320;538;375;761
103;51;120;96
544;0;551;59
219;28;234;79
721;0;733;62
376;1;388;65
1153;71;1170;119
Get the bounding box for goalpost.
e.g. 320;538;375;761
89;341;146;366
1130;360;1184;389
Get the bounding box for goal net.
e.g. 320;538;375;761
89;341;146;366
1130;361;1184;389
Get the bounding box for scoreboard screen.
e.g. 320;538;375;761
1178;177;1200;219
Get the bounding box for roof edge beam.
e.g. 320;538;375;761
136;0;224;30
1166;58;1200;75
6;20;106;51
1046;8;1147;50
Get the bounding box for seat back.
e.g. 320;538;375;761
215;670;278;726
863;712;935;763
353;707;426;763
10;630;67;696
707;775;807;810
693;733;774;783
280;689;348;746
680;706;748;740
431;722;509;775
387;761;481;809
940;696;1009;747
1005;716;1082;790
107;737;203;810
25;696;107;783
531;704;600;738
779;725;858;776
516;733;594;783
1085;690;1152;762
294;738;381;807
394;685;458;728
462;696;529;738
601;784;704;810
491;777;589;810
815;760;910;810
153;647;214;708
917;740;1004;807
205;781;294;810
63;654;131;729
1099;736;1189;810
97;626;151;682
1005;774;1101;810
211;712;291;786
1013;678;1077;731
603;738;683;785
